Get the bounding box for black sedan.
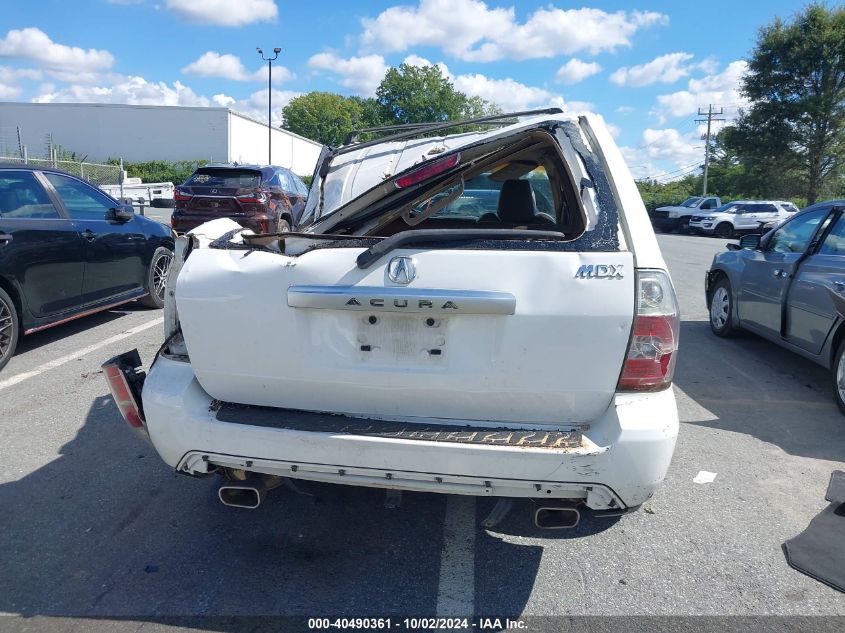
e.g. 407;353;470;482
0;166;174;371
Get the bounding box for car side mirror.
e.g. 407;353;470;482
107;204;134;223
738;234;761;250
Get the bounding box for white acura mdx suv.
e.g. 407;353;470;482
103;109;680;528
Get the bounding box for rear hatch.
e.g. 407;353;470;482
174;112;638;425
180;167;263;217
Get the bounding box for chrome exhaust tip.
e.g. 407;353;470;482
218;481;267;509
534;502;581;529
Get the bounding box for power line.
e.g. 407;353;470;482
654;165;703;184
645;161;704;181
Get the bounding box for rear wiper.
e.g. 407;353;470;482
356;229;568;269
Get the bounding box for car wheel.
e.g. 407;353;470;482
0;287;20;372
832;339;845;416
709;277;737;337
715;222;734;239
140;247;173;309
277;218;291;233
677;217;691;234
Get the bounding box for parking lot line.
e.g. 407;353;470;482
0;317;163;392
435;495;476;617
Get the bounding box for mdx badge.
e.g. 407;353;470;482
387;256;416;284
575;264;624;279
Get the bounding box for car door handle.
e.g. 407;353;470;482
773;269;789;279
0;233;12;244
82;229;97;242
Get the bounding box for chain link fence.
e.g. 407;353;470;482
0;155;121;186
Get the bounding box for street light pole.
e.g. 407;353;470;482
257;47;281;165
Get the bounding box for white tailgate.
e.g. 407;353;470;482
176;246;634;425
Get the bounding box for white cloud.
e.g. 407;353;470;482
400;55;592;114
555;59;601;85
655;60;748;120
361;0;667;62
610;52;696;87
621;128;704;180
308;52;388;95
452;73;564;111
0;84;21;99
212;93;235;107
229;88;300;126
0;27;113;71
605;122;621;139
165;0;277;27
616;105;634;114
181;51;292;83
33;75;210;107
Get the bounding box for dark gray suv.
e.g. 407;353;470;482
706;200;845;413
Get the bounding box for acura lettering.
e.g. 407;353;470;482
346;298;459;310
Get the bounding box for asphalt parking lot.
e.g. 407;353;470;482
1;231;844;627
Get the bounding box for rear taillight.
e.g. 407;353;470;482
617;269;680;391
237;192;268;204
102;351;146;431
174;188;192;202
257;218;269;233
395;153;460;188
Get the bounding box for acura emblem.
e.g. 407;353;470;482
387;257;416;284
211;188;218;194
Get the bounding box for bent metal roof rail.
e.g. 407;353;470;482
337;107;564;155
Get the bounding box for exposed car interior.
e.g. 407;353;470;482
335;129;588;240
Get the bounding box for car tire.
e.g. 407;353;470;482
0;287;20;372
139;247;173;309
831;339;845;416
277;217;291;233
715;222;734;239
677;217;691;234
709;277;737;337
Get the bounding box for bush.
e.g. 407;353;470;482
107;159;209;185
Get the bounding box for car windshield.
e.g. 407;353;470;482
680;197;703;207
185;168;262;188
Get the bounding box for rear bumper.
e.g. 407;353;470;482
141;356;679;510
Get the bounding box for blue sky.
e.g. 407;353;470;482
0;0;807;181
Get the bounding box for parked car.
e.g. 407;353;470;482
0;166;174;371
103;108;681;527
651;195;721;233
689;200;800;238
170;164;308;234
706;200;845;412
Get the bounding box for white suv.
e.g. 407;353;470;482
102;109;680;528
689;200;800;238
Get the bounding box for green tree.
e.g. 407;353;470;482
737;4;845;204
282;92;364;147
375;63;498;126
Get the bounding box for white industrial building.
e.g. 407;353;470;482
0;102;323;176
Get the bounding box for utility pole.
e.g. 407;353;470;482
695;104;725;196
257;47;281;165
